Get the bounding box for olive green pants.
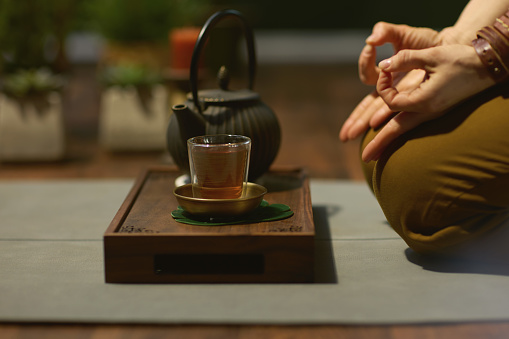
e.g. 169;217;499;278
361;83;509;260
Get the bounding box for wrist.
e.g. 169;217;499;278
472;38;509;83
471;10;509;83
439;27;477;46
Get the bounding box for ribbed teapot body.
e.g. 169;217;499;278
203;102;280;181
167;100;281;181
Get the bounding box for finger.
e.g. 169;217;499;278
391;68;427;92
369;105;396;129
346;95;390;140
376;70;400;106
377;51;432;112
379;49;432;74
366;22;406;46
339;91;378;141
340;91;377;141
369;68;427;128
359;45;379;85
361;111;429;162
367;22;439;50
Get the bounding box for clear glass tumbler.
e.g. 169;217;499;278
187;134;251;199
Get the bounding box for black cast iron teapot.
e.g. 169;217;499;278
166;9;281;181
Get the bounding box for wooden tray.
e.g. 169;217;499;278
104;166;315;283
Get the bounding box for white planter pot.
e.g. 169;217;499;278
99;85;168;151
0;93;65;162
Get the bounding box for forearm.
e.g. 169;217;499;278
446;0;509;44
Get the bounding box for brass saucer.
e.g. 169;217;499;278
173;183;267;218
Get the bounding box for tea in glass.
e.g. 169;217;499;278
188;135;251;199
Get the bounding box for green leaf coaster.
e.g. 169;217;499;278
171;200;294;226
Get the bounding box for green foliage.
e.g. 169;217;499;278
0;1;52;72
169;0;212;27
1;68;65;98
0;0;211;72
99;64;162;88
86;0;211;43
0;0;81;73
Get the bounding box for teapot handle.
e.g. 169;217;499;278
190;9;256;114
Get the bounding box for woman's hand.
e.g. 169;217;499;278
359;22;442;85
340;22;453;143
361;44;495;162
339;69;425;142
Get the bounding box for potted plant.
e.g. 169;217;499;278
0;1;83;162
98;63;168;151
0;69;66;161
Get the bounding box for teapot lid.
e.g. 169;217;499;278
188;65;260;105
189;88;260;104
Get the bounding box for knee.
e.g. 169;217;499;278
372;137;509;254
364;85;509;255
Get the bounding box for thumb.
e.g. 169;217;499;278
359;44;380;85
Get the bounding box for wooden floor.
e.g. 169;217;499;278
0;63;367;180
2;63;508;338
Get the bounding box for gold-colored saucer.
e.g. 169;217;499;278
173;183;267;218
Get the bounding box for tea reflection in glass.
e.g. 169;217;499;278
188;135;251;199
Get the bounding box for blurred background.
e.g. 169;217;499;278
0;0;467;180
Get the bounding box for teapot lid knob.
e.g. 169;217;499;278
188;64;259;104
217;66;230;90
